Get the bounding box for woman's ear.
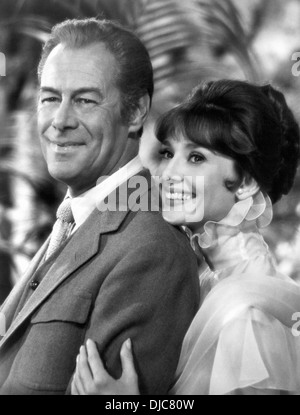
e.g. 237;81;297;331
128;95;150;134
235;176;260;200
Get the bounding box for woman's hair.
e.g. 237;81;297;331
155;80;300;203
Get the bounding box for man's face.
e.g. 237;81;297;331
38;43;132;196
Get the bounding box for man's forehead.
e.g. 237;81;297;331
46;41;114;61
40;43;118;90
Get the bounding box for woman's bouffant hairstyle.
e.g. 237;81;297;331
38;18;153;138
156;80;300;203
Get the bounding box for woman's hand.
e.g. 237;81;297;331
71;338;140;395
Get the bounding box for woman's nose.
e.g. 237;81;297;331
161;159;184;183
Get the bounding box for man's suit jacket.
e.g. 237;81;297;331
0;170;199;395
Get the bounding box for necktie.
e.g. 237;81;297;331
45;198;74;260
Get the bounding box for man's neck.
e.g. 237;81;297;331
68;154;141;198
68;140;140;197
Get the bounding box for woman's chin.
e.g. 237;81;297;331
162;211;186;226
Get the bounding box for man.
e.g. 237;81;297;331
0;18;199;395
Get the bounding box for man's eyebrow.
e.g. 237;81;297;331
39;87;59;94
72;88;103;97
39;87;103;97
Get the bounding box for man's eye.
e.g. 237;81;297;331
159;149;173;159
41;97;59;104
75;98;97;105
189;153;206;163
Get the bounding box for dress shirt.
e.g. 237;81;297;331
68;156;143;233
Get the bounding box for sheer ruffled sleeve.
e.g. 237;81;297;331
170;275;300;395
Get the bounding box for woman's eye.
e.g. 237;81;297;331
159;149;173;159
189;153;206;163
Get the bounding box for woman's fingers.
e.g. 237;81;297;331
73;338;140;395
72;355;87;395
71;376;78;395
71;368;81;396
76;345;94;392
120;339;136;378
86;339;109;382
120;339;139;395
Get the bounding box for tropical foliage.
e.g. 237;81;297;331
0;0;299;303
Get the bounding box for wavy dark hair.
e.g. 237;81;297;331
156;79;300;203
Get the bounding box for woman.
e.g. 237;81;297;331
71;80;300;395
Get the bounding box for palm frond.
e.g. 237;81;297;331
136;0;259;111
194;0;260;81
16;26;50;43
74;0;148;27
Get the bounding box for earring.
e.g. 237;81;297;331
237;189;243;196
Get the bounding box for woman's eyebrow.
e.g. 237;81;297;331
184;142;212;152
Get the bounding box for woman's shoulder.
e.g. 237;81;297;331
173;275;300;395
198;273;300;344
207;304;300;394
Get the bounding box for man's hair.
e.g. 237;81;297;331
38;18;154;138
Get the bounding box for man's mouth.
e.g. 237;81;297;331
49;141;85;152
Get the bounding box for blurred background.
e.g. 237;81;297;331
0;0;299;304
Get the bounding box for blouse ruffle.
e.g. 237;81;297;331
170;274;300;395
184;191;273;250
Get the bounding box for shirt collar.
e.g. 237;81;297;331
67;156;143;231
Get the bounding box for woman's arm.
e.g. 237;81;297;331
71;339;140;395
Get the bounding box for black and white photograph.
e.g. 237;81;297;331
0;0;299;399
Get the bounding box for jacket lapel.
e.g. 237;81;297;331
0;237;50;328
0;206;129;349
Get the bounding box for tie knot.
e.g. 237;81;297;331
56;198;74;223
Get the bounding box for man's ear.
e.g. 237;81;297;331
235;176;260;200
128;95;150;134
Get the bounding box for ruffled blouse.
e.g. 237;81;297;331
170;192;300;395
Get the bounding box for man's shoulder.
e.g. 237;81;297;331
123;208;194;256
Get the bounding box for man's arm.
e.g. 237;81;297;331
80;238;199;395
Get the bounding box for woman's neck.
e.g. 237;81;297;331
185;192;275;274
201;220;268;271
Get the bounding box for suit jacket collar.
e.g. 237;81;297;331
0;237;50;330
0;171;147;349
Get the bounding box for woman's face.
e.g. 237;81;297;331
154;134;239;231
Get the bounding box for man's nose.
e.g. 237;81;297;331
51;101;78;131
